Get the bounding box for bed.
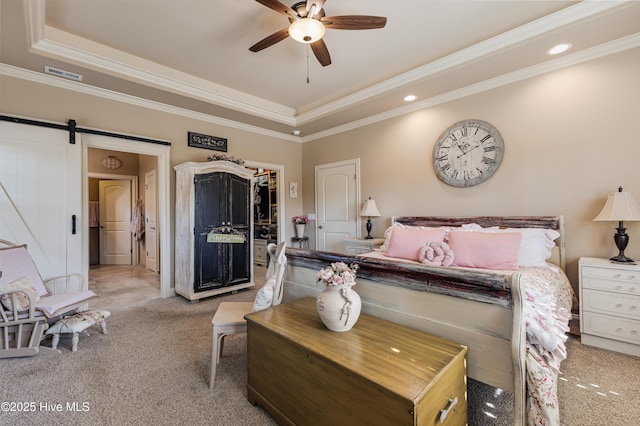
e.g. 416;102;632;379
282;216;574;426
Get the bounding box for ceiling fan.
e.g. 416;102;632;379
249;0;387;67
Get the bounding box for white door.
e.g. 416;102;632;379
99;180;132;265
0;121;83;281
315;159;359;253
145;170;158;272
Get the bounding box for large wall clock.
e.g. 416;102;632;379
432;119;504;187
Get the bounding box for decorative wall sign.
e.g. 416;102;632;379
289;181;298;199
188;131;227;152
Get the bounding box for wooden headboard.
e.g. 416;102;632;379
391;216;566;271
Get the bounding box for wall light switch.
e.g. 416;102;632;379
307;213;316;221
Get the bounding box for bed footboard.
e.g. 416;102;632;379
283;248;527;426
511;274;527;426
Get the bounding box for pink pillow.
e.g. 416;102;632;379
448;231;521;270
385;227;447;261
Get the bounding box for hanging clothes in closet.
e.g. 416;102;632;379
131;198;145;241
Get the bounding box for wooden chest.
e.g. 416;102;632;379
246;298;467;426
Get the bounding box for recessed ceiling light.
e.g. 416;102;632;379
404;95;417;102
547;43;572;56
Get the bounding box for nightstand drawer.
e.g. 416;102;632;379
343;238;384;255
346;246;373;255
582;289;640;320
581;276;639;294
581;265;640;284
582;312;640;345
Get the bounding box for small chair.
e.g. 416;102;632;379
210;242;287;388
0;240;96;358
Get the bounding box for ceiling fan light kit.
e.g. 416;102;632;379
289;18;326;43
250;0;387;67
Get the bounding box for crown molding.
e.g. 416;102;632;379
24;0;629;130
301;33;640;142
12;1;640;144
0;63;302;143
4;30;637;145
24;1;296;126
291;0;630;125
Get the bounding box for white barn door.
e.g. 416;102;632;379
0;121;83;281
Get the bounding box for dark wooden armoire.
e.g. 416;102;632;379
174;161;254;301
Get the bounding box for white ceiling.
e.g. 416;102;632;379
1;0;639;140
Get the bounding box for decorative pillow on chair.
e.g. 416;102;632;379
0;245;49;297
0;277;40;312
251;278;276;313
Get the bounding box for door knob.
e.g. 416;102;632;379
318;225;323;229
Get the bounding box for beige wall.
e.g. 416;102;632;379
302;48;640;291
0;74;303;286
2;47;638;294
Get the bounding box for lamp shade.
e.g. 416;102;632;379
289;18;326;43
360;198;381;217
593;190;640;222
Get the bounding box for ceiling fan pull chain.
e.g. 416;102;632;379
306;44;311;84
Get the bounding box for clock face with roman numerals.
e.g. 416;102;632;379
432;119;504;187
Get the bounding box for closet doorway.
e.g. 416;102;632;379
84;135;171;299
245;161;285;264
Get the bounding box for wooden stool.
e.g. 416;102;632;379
46;310;110;352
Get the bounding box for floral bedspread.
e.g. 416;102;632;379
520;266;574;425
357;251;574;424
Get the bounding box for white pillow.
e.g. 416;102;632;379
0;277;40;312
251;278;276;312
508;228;560;267
466;227;560;267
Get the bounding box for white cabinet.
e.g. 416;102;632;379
344;238;385;255
579;257;640;356
254;239;268;267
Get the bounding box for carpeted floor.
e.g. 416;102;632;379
2;284;638;425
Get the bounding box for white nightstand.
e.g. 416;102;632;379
579;257;640;356
344;238;385;255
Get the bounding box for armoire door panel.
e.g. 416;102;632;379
229;174;250;227
195;173;224;228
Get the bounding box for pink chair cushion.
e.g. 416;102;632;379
0;246;49;297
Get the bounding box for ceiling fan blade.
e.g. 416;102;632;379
255;0;298;19
249;28;290;52
310;39;331;67
321;15;387;30
305;0;326;17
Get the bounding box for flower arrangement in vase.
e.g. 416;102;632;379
315;262;361;332
206;153;245;166
292;215;307;224
292;215;308;238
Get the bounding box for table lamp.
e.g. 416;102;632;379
359;197;381;239
593;186;640;263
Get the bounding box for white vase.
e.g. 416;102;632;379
295;223;305;238
315;284;361;332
